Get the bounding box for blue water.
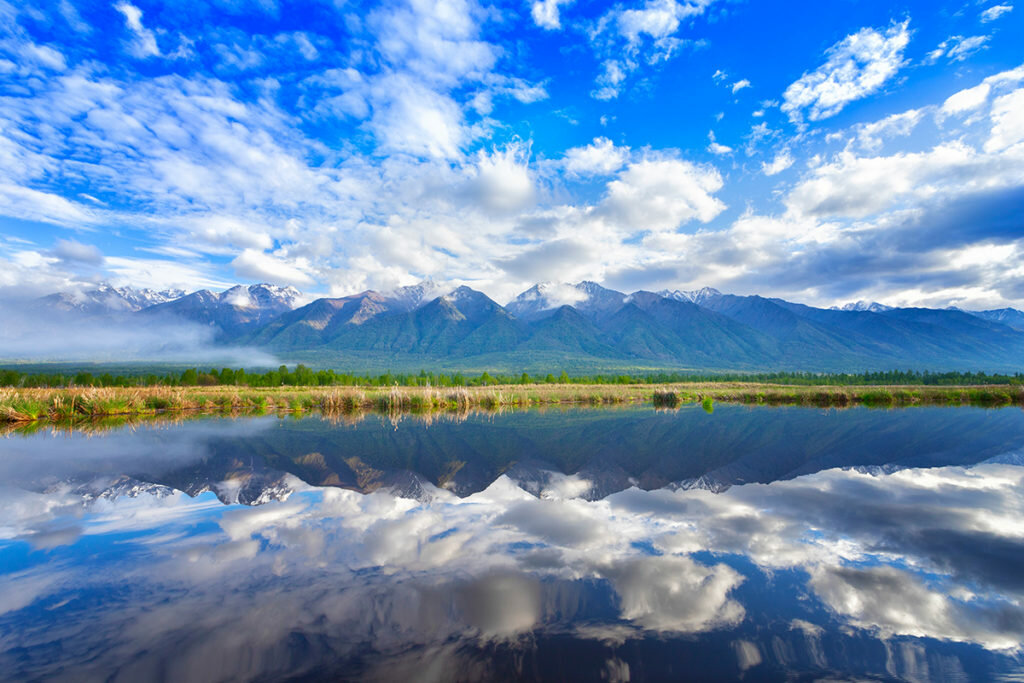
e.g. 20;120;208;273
1;404;1023;681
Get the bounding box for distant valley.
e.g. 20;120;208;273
30;281;1024;373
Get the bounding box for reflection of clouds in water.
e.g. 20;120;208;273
604;555;745;632
3;463;1024;679
810;564;1024;651
0;417;280;489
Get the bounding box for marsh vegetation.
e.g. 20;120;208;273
1;381;1021;425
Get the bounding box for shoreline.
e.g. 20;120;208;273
2;383;1022;425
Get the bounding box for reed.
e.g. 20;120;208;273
0;382;1021;425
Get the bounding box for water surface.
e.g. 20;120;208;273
2;405;1024;681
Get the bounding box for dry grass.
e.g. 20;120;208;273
0;382;1020;426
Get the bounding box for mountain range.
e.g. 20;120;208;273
33;281;1024;372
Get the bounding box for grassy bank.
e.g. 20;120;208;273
1;382;1022;425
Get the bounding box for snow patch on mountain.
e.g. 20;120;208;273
221;284;302;310
384;279;452;311
833;300;893;312
507;281;626;320
659;287;723;306
41;283;186;314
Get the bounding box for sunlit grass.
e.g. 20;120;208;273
0;382;1020;425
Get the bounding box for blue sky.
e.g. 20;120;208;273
0;0;1022;308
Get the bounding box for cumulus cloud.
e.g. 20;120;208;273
467;144;535;213
784;139;1024;219
782;21;910;122
0;1;1022;312
601;157;726;231
563;137;630;176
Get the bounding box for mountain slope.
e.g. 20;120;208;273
506;281;627;321
969;308;1024;332
139;283;300;341
39;284;185;315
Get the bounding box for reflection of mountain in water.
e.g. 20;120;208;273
15;405;1024;505
4;408;1024;681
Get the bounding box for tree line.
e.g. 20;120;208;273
1;366;1022;388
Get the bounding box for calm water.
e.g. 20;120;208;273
2;405;1024;681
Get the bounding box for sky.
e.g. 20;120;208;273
0;0;1022;309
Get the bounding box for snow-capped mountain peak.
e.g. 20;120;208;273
384;279;450;311
659;287;723;306
222;283;302;310
506;281;627;320
39;283;186;314
833;300;893;312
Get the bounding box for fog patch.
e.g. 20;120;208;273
0;302;279;365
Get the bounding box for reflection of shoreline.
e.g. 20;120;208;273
2;382;1022;428
0;402;631;436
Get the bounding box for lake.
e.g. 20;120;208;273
2;404;1024;681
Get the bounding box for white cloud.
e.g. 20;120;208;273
785;140;1024;219
51;238;104;266
941;83;992;116
980;4;1013;22
186;215;275;251
468;144;535;213
364;74;468;159
761;150;794;175
782;21;910;122
369;0;498;88
114;2;161;59
731;79;750;94
601;157;726;231
58;0;92;33
564;137;630;176
856;108;923;150
0;183;94;226
592;59;628;100
985;88;1024;152
104;256;233;291
607;556;745;632
18;42;68;71
938;64;1024;121
231;249;314;286
588;0;717;99
706;130;732;155
613;0;712;48
927;35;990;64
499;238;599;282
531;0;575;30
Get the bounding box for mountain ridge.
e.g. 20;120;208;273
26;281;1024;372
